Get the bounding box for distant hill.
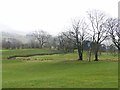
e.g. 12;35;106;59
1;31;29;44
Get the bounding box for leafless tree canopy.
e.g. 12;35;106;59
32;30;51;48
104;18;120;50
63;18;88;60
87;10;108;61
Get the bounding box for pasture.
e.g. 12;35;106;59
2;49;118;88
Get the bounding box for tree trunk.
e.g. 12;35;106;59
94;43;99;61
88;49;92;62
75;32;82;61
78;52;82;60
77;43;83;61
118;47;120;61
94;51;98;61
77;44;82;60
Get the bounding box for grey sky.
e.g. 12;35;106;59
0;0;119;35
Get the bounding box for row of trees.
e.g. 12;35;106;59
57;10;119;61
2;10;120;61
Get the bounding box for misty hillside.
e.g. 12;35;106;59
1;32;29;44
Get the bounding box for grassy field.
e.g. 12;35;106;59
2;49;118;88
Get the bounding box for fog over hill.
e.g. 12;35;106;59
2;31;29;44
0;24;32;44
0;24;28;35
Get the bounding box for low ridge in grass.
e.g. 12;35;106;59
2;49;62;59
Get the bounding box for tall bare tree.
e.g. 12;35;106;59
87;10;108;61
65;18;88;60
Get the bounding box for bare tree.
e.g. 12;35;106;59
2;38;22;49
44;35;54;49
32;30;50;48
105;18;120;51
50;36;60;49
60;31;75;52
87;10;108;61
66;18;88;60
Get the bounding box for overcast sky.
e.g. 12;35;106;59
0;0;119;35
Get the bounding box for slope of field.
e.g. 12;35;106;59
2;49;118;88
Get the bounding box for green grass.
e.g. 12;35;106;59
2;49;118;88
